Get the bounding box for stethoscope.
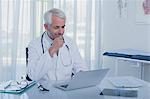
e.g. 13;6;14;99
38;31;72;91
41;31;45;54
41;31;72;66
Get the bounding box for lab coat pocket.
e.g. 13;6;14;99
60;47;72;67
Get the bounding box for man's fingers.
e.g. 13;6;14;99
58;36;64;43
52;36;64;48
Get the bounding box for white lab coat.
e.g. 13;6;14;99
27;32;88;84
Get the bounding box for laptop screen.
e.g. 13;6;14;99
55;68;109;90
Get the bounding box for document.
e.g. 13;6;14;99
108;76;143;88
0;80;36;94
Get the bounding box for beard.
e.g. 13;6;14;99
47;31;63;40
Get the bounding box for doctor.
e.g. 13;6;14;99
27;8;88;85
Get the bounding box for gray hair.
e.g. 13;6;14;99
44;8;66;24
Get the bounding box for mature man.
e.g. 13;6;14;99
27;8;88;86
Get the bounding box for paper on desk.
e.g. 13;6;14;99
0;80;35;91
108;77;143;88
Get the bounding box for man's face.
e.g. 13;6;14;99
45;15;65;40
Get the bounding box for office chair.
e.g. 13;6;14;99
26;47;32;81
26;47;28;65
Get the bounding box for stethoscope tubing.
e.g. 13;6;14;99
41;31;46;54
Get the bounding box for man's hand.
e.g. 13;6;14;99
49;36;64;57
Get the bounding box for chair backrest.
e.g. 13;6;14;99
26;47;32;81
26;47;28;65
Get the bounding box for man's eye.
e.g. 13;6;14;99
54;25;65;29
54;26;59;29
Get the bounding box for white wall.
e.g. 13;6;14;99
102;0;150;81
149;27;150;51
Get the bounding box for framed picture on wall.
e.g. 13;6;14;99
117;0;128;18
136;0;150;24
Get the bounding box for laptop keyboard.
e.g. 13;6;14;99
60;84;69;88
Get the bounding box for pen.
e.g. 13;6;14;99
4;82;11;89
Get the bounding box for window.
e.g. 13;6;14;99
0;0;101;80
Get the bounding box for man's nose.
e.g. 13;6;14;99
58;28;64;35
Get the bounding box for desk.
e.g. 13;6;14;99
0;76;150;99
103;49;150;79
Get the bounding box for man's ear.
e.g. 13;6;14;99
44;24;48;30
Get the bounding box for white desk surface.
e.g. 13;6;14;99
0;76;150;99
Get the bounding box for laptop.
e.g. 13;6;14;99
54;68;109;91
